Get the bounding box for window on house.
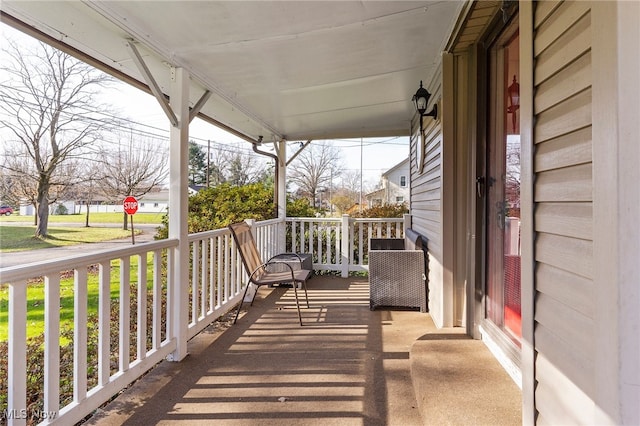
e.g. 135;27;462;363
400;176;407;187
140;203;145;207
154;203;159;207
396;196;404;203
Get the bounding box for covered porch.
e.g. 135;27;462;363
0;1;526;424
1;216;520;425
87;275;520;426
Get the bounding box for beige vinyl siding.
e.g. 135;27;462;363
410;76;444;325
532;1;594;422
411;119;442;250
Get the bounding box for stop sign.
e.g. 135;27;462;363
123;196;138;215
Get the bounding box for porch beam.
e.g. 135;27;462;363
189;90;212;123
125;41;179;127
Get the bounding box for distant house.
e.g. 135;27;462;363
188;185;206;194
136;190;169;213
18;186;211;216
19;189;173;216
365;157;409;207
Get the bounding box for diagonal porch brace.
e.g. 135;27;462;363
286;140;312;166
189;90;212;123
125;41;178;127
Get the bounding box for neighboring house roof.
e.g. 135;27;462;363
383;157;410;176
139;190;169;202
365;157;410;198
366;188;385;199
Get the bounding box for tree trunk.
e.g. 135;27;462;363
85;200;91;227
123;210;128;231
35;184;50;238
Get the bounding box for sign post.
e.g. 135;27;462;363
123;196;139;244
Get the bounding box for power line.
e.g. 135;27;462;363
0;87;260;158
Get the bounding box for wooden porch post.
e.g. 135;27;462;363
168;66;189;362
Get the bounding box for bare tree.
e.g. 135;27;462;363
0;38;113;237
224;144;270;186
1;144;83;224
335;169;365;209
505;137;521;217
288;141;343;207
207;153;227;187
0;155;37;222
97;132;169;229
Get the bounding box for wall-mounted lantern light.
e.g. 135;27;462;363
413;80;438;175
507;75;519;133
412;80;438;134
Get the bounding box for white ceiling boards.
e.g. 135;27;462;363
1;1;463;142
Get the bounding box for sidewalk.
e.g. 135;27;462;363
0;224;158;269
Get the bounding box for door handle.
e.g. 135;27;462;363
476;176;485;198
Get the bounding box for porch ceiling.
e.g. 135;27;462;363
0;1;464;142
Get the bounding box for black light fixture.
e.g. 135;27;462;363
412;80;438;124
507;75;520;133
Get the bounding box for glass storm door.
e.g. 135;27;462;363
486;28;521;343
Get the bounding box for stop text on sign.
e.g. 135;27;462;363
123;196;139;215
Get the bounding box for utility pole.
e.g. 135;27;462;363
206;139;210;187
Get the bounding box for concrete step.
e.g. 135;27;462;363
410;332;522;425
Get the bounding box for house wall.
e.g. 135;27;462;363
410;72;447;328
384;164;410;204
412;1;640;424
609;3;640;422
525;1;640;424
528;2;596;423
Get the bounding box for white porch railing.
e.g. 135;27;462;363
287;215;406;276
0;215;405;425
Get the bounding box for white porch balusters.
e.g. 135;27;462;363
7;282;27;426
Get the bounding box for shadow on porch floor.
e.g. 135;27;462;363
86;276;520;425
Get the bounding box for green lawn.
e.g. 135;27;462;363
0;212;166;341
0;212;165;224
0;212;164;252
0;254;157;341
0;226;144;252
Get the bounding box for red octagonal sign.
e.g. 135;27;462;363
123;196;139;215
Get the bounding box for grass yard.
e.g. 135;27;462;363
0;225;142;252
0;212;165;224
0;212;164;252
0;254;157;341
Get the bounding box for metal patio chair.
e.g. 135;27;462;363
229;221;311;325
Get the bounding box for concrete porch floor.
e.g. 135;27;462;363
87;276;521;425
